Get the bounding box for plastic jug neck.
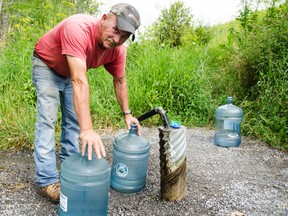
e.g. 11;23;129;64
83;145;95;160
129;124;138;135
227;96;233;104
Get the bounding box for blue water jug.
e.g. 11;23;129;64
59;149;110;216
214;96;244;147
111;124;150;193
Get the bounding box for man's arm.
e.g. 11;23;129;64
66;55;106;160
113;75;141;134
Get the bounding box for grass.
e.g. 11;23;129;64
0;1;287;151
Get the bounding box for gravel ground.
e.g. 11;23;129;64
0;127;287;216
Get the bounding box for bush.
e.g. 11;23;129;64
231;2;288;149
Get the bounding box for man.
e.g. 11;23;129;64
32;3;141;202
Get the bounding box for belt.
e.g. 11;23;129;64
33;50;42;59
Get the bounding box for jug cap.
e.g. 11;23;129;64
170;120;181;129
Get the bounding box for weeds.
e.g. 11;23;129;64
0;0;287;150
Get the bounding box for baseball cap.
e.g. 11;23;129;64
110;3;140;41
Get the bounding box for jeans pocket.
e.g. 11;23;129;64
32;57;52;86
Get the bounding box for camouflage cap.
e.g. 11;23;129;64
110;3;140;41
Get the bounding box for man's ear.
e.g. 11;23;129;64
101;14;108;21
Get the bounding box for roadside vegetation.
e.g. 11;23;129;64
0;0;287;150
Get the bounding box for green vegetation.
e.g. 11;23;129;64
0;0;287;150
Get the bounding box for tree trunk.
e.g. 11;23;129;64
0;0;10;46
0;0;3;15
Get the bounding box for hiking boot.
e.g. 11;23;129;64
39;182;60;203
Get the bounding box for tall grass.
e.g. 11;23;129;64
0;44;36;149
125;42;218;127
87;42;218;128
0;0;287;150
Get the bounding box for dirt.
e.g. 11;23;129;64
0;127;287;216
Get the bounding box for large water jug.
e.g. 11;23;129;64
214;96;244;147
111;124;150;193
59;149;110;216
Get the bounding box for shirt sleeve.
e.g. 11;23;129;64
60;22;88;62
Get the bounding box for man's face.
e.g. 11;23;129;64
99;14;131;49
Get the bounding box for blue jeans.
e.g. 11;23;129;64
32;56;80;187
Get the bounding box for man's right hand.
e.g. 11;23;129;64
79;129;106;160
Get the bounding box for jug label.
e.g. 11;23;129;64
224;120;239;131
60;192;68;212
116;163;128;177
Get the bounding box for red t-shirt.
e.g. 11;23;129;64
34;14;126;78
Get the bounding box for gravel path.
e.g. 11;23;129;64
0;127;287;216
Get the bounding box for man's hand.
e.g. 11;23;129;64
79;129;106;160
124;114;141;135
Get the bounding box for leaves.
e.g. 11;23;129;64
151;0;193;47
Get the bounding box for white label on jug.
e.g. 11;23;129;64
60;192;68;212
223;120;235;130
116;163;128;177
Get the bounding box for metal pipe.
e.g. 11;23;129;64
137;106;170;128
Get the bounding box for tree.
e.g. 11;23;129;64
0;0;14;46
151;0;193;47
